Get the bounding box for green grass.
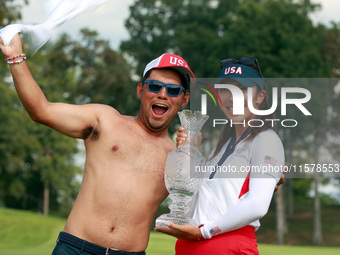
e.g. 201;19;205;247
258;244;340;255
0;208;65;255
146;232;177;254
1;208;339;255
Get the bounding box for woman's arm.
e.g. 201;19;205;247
200;176;276;239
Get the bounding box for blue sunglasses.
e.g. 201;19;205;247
145;79;185;97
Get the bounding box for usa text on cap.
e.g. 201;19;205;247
219;64;264;90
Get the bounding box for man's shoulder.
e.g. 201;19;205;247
82;104;127;140
89;103;132;123
88;103;120;116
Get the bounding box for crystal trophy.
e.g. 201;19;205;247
155;110;209;227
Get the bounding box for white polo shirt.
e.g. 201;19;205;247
190;129;285;239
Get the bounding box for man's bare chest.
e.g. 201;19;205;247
86;127;172;174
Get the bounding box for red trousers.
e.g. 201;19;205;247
175;226;259;255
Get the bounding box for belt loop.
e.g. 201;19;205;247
105;247;110;255
56;232;60;244
80;240;86;253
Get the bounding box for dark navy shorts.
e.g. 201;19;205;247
52;231;146;255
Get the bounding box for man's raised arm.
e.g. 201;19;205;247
0;34;111;139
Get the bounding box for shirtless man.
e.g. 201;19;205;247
0;34;192;254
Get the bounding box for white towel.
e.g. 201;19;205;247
0;0;107;53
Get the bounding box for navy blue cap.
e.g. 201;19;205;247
219;64;264;90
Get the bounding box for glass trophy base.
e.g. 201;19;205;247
155;212;196;228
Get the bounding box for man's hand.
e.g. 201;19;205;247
0;34;24;58
175;126;202;150
155;223;204;241
175;126;187;147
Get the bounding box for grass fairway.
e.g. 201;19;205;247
146;232;177;254
1;208;339;255
258;244;340;255
0;208;65;255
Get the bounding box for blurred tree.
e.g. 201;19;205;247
69;29;138;115
0;41;82;215
0;0;26;26
0;0;27;77
0;83;40;208
0;0;30;208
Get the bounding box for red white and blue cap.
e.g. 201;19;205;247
219;64;264;90
143;53;196;90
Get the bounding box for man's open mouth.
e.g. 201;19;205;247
152;103;169;117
